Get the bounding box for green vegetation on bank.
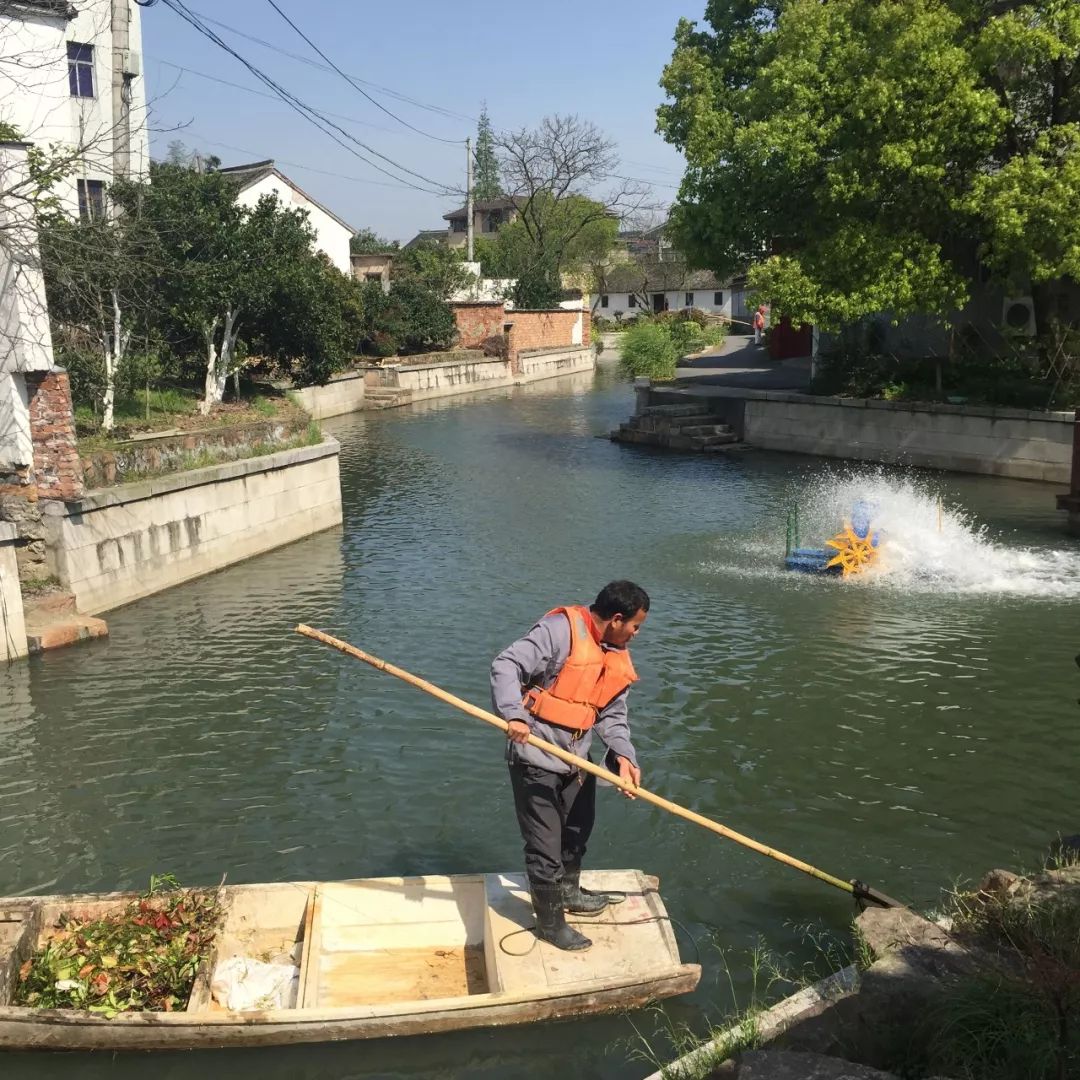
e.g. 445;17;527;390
618;310;727;381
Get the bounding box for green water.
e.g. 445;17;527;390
3;364;1079;1078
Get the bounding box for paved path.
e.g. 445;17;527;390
676;334;812;392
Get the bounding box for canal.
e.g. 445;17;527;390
3;363;1079;1078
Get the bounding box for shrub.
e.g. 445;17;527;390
619;321;679;380
670;319;706;356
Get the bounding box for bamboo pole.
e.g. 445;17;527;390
296;625;899;907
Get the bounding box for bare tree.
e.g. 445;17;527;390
495;114;656;288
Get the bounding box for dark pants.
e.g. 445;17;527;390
509;763;596;885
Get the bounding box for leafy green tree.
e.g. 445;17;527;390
473;105;501;201
350;227;399;255
254;254;365;386
658;0;1080;332
393;239;471;299
112;164;325;412
358;279;456;356
40;205;161;431
496;115;642;295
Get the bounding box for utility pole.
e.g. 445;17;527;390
466;135;474;263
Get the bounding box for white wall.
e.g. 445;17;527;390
0;144;55;472
0;522;28;661
45;439;343;614
594;289;732;321
235;174;353;274
0;0;149;217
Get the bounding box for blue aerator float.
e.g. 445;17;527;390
784;501;881;578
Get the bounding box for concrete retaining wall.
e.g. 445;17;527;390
290;375;366;420
389;356;512;398
45;438;343;615
640;384;1073;482
518;346;596;380
0;522;27;661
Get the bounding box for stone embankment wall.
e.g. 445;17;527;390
517;347;596;380
638;383;1074;483
0;523;27;661
80;416;313;488
45;438;343;615
290;375;366;420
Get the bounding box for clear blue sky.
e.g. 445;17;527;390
140;0;695;242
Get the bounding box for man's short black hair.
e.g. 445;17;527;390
591;580;650;620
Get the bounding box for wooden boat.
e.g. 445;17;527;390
0;869;700;1050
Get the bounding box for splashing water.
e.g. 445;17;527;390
793;470;1080;597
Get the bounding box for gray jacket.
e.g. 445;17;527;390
490;611;638;775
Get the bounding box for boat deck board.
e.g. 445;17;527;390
487;870;677;994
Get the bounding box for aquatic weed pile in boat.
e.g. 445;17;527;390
14;877;223;1016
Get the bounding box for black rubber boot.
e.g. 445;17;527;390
561;868;609;914
529;880;591;951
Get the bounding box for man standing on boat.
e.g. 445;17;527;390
490;581;649;952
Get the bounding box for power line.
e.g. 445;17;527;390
156;59;408;136
156;0;460;196
263;0;465;146
182;131;448;193
187;6;477;126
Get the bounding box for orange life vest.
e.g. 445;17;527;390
522;605;639;733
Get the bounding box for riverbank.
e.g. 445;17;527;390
291;345;597;419
644;850;1080;1080
632;379;1074;484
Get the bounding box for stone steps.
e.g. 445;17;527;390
364;388;414;410
611;410;743;454
23;590;108;655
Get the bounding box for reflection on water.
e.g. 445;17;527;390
2;367;1078;1078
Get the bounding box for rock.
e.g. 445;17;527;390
711;1049;901;1079
977;868;1022;898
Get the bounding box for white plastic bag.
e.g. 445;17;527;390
210;955;298;1012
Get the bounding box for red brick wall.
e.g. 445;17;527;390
25;370;84;501
505;309;580;374
582;308;592;350
451;303;506;348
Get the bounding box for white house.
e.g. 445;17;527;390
218;160;355;275
0;0;149;219
593;264;747;324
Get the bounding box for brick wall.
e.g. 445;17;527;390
25;370;83;501
505;309;580;375
582;308;592;351
451;302;506;348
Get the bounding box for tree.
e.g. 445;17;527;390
393;239;471;300
112;164;322;412
473;105;501;201
657;0;1080;333
495;115;648;293
39;205;160;431
350;227;399;255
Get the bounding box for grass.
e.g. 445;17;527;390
76;388;306;454
880;845;1080;1080
113;423;323;485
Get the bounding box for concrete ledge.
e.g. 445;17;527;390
56;438;339;513
48;438;343;615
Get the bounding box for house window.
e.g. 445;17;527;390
685;292;694;307
77;178;105;221
483;210;504;232
714;291;724;306
68;42;95;98
451;218;467;233
601;295;609;308
364;273;382;282
628;293;637;308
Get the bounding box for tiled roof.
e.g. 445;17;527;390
217;160;355;235
600;259;725;293
443;196;516;221
403;229;448;249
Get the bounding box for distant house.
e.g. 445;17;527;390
351;252;393;292
402;229;447;250
217;160;355;274
595;262;745;323
443;196;517;249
